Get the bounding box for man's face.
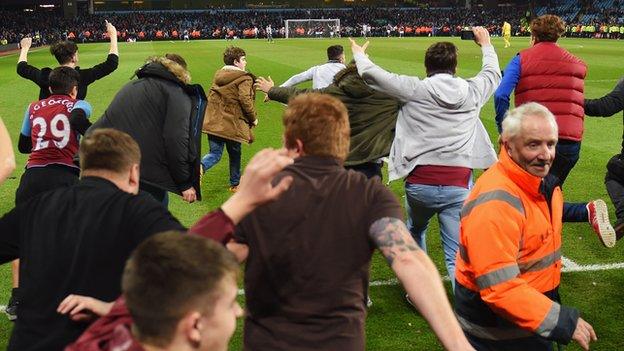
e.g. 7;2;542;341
234;56;247;71
200;277;243;351
504;114;557;178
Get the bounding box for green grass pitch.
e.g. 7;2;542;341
0;36;623;350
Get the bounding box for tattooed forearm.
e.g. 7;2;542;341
369;217;420;265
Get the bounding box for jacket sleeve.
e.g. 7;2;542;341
469;45;502;108
81;54;119;85
494;55;521;133
163;85;193;191
238;77;257;124
16;61;43;84
280;66;316;87
585;77;624;117
189;209;236;245
353;52;422;102
461;190;578;344
268;86;314;104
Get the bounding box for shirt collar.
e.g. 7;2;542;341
498;148;544;198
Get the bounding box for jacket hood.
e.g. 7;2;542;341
214;66;252;86
135;56;191;85
422;73;469;108
333;65;374;99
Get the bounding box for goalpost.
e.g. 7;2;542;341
284;19;341;38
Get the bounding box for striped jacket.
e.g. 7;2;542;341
454;148;579;344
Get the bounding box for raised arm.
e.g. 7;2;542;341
16;37;43;84
81;21;119;84
350;39;422;102
369;217;475;351
468;27;502;106
18;37;31;63
106;20;119;56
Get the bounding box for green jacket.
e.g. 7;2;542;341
269;66;400;166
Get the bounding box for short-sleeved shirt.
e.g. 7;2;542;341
0;177;184;351
234;156;402;351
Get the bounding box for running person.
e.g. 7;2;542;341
7;66;93;321
502;21;512;48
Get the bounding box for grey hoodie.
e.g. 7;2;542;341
354;45;501;181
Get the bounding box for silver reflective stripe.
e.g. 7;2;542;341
457;314;534;340
461;190;525;219
459;244;469;263
476;265;520;289
536;303;561;338
518;249;561;273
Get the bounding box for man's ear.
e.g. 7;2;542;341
129;164;140;194
180;311;203;345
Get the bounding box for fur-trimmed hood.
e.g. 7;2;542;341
135;56;192;85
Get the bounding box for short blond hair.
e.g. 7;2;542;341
283;93;350;161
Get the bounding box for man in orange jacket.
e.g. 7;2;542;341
455;102;597;351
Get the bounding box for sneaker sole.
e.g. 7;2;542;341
594;199;616;248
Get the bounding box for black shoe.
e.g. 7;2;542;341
5;288;19;322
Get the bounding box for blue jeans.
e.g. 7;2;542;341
405;183;469;287
201;135;241;187
543;140;588;222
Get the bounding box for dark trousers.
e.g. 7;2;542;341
139;181;169;207
606;154;624;226
201;135;241;187
15;165;79;206
345;161;383;179
543;140;588;222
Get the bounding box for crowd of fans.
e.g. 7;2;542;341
2;11;624;351
1;6;530;45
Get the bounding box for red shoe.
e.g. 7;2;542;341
587;200;616;248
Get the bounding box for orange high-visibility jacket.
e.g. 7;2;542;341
454;149;579;344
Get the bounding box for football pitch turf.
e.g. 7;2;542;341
0;36;623;350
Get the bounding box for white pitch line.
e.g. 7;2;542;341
233;261;624;295
586;79;620;82
1;263;622;304
562;255;581;269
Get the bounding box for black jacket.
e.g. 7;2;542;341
585;77;624;153
89;60;207;198
16;54;119;100
0;177;184;351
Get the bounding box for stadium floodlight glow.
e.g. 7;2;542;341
284;19;341;39
39;4;56;8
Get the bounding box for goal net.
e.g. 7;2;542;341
285;19;341;38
